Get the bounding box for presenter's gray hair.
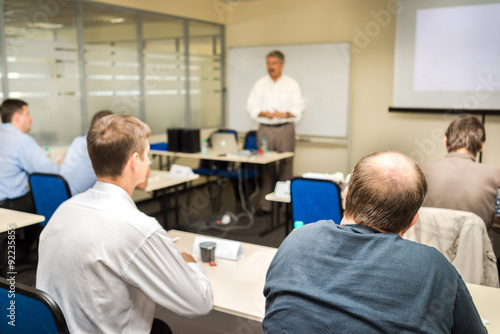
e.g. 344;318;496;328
267;50;285;63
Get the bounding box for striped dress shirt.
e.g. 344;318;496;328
36;181;213;334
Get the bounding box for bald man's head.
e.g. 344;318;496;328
344;151;427;234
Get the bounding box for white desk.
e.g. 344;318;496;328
167;230;500;330
135;170;199;229
150;149;294;226
264;192;290;204
0;208;45;232
264;192;291;236
143;170;199;193
0;208;45;277
467;283;500;333
150;149;294;166
167;230;277;322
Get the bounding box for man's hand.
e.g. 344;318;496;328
274;111;290;119
181;252;196;263
258;111;275;119
57;153;66;165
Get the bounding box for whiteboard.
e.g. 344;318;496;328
228;43;350;138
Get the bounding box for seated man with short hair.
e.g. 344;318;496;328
0;98;60;212
37;114;213;333
420;115;500;245
60;110;113;195
263;151;486;333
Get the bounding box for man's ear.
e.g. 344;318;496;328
400;213;418;237
11;111;21;124
343;186;348;209
128;152;140;172
480;141;485;153
443;136;447;148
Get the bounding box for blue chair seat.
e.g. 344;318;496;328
150;142;168;151
192;167;230;177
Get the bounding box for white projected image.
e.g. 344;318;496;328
414;3;500;92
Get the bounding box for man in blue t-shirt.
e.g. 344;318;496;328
60;110;113;196
264;151;486;333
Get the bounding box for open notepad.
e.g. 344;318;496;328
192;236;245;261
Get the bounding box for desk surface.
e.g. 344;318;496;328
168;230;499;329
143;170;199;192
168;230;276;322
265;192;290;203
150;149;294;165
467;283;500;333
0;208;45;232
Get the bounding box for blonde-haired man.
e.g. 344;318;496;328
37;114;213;333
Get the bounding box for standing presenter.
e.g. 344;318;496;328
247;50;305;214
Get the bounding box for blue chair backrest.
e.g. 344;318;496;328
29;173;71;225
0;277;70;333
243;131;258;151
291;177;343;227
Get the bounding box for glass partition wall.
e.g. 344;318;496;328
0;0;225;145
188;21;223;129
2;0;81;144
142;14;187;133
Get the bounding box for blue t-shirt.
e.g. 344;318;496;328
263;221;486;334
60;135;96;196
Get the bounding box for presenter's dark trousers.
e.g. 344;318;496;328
257;122;295;212
151;318;173;334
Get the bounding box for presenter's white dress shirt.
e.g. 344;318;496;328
247;75;305;124
36;181;213;334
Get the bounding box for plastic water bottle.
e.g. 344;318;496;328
44;146;51;159
201;138;208;155
261;136;268;154
293;221;304;230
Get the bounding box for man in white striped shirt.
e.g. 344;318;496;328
37;114;213;333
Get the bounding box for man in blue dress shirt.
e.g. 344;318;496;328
0;99;61;262
0;99;61;211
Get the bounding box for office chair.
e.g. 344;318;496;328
290;177;343;229
194;128;237;176
227;130;262;205
0;277;70;333
242;130;259;151
29;173;71;225
193;129;238;212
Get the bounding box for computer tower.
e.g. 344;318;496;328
167;128;182;152
180;129;201;153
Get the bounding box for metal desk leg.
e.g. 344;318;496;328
174;186;180;230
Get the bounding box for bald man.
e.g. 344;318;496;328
264;151;486;333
